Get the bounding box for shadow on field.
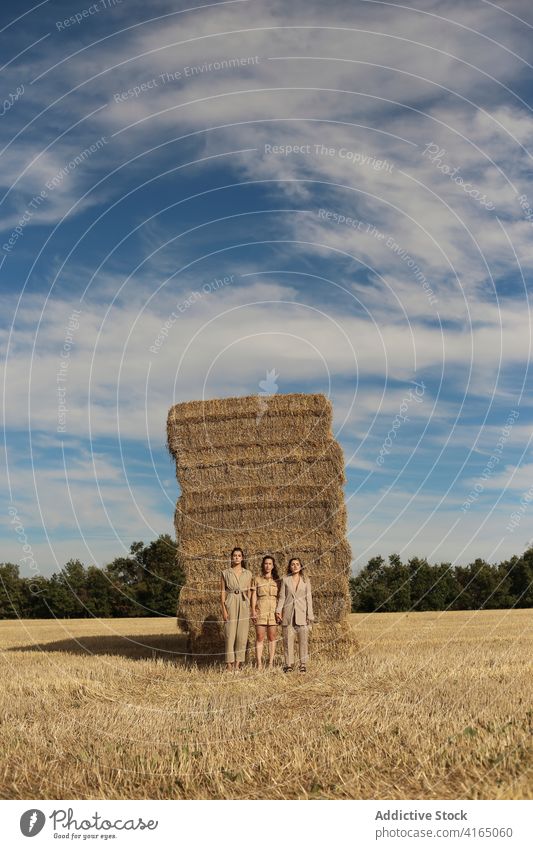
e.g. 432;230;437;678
9;632;191;664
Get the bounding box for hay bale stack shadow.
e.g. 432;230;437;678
9;633;189;663
167;393;359;662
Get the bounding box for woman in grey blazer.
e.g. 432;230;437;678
275;557;314;672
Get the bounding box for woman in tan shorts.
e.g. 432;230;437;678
251;555;280;670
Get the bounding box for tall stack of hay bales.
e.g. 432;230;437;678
166;393;357;660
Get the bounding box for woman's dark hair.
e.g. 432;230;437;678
261;554;280;582
230;547;247;569
287;557;305;578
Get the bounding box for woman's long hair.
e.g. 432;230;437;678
261;554;280;582
287;557;306;579
230;546;247;569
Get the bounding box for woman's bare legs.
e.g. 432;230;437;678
255;625;267;668
267;625;277;667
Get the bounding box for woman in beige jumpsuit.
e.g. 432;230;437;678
220;547;252;671
251;555;280;669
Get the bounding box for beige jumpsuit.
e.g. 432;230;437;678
222;567;252;664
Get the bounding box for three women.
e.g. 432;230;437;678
221;549;314;671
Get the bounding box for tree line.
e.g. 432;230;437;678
0;535;184;619
1;537;532;619
349;548;533;612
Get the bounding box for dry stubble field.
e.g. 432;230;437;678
0;609;531;800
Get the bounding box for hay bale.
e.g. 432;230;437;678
167;393;357;660
301;620;359;659
176;529;344;558
176;443;345;490
173;441;346;478
175;505;346;540
167;393;331;453
168;392;330;426
171;416;331;453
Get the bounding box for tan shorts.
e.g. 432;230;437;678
256;611;277;626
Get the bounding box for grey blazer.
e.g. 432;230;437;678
276;575;314;626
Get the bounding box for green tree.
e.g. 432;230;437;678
409;557;439;610
0;563;24;617
105;553;141;588
104;549;142;617
453;559;505;609
102;535;183;617
350;556;387;612
384;553;411;611
85;566;112;617
506;549;533;607
134;534;183;616
433;563;461;609
48;560;89;618
21;575;51;618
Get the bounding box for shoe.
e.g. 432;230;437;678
283;666;293;673
299;665;307;672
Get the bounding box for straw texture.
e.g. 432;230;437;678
167;393;357;660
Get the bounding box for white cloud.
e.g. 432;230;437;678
2;0;533;568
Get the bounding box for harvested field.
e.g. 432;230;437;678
0;610;531;799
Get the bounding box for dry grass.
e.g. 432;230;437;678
0;610;531;800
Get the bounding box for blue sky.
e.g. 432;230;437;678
1;0;533;575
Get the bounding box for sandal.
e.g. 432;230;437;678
299;664;307;672
283;666;293;673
